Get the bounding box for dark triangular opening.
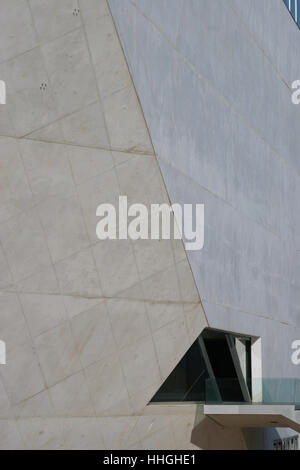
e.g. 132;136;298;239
150;328;252;404
151;338;209;403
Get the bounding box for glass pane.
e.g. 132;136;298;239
202;331;245;402
150;339;209;403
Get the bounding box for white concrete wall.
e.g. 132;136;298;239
1;0;298;450
0;0;207;449
108;0;300;381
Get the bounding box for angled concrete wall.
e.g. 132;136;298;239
0;0;207;449
109;0;300;381
1;0;299;450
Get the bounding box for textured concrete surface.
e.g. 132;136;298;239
1;0;299;450
0;0;207;449
109;0;300;381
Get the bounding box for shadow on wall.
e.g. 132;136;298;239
242;427;282;450
191;408;247;450
190;407;282;450
191;407;280;450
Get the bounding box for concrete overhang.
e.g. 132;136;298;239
203;404;300;433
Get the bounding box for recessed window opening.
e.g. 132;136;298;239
150;328;258;404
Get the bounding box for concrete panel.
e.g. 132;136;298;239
109;0;300;382
0;0;207;449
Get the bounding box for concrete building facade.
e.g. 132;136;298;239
0;0;299;450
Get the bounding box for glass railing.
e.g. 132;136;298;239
205;378;300;407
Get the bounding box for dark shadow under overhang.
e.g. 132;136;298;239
203;404;300;433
